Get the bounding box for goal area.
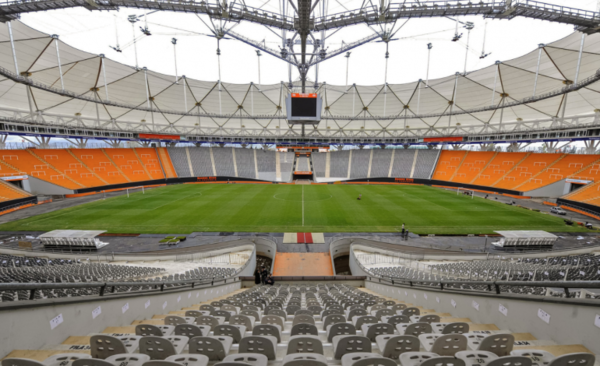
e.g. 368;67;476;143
126;186;145;197
457;187;474;199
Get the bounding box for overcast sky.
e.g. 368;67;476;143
20;0;599;87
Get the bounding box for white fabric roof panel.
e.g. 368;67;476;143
0;20;599;135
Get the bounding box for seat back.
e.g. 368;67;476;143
214;325;244;343
136;325;163;336
333;336;372;359
419;315;441;324
230;315;253;330
374;309;394;320
402;307;420;316
287;305;301;315
262;315;285;329
291;323;319;337
196;316;219;331
431;334;468;356
240;310;259;321
478;334;515;356
189;336;228;361
487;357;533;366
282;353;327;366
327;323;357;342
364;323;395;341
391;304;407;312
355;316;378;330
72;359;114;366
295;310;313;317
1;359;45;366
139;336;177;360
252;324;281;343
238;336;277;360
293;314;316;326
307;306;323;315
90;335;127;359
267;309;287;318
185;311;203;318
323;314;347;330
222;354;268;366
442;323;470;334
386;315;410;325
348;309;368;319
287;336;324;355
548;353;595;366
352;357;397;366
404;323;432;336
141;361;181;366
200;305;215;312
174;324;207;338
379;335;420;359
164;316;187;326
421;357;466;366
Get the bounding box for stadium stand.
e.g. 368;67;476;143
168;148;193;178
280;152;295;182
413;150;440;179
432;151;467;181
330;151;350;178
235;149;258;179
469;152;528;188
134;148;166;180
2;282;596;366
312;153;327;178
349;150;370;179
295;157;311;173
369;149;393;178
69;149;131;185
390;150;417;178
212;148;236;177
448;152;497;184
0;179;32;202
104;148;153;182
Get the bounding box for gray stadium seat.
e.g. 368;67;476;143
487;357;532;366
238;336;278;360
222;354;268;366
282;353;327;366
214;324;246;343
456;351;500;366
43;354;91;366
287;336;324;355
189;336;233;361
91;335;142;358
332;335;372;359
105;354;150;366
375;335;420;359
164;354;209;366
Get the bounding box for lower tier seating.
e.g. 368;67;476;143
3;285;595;366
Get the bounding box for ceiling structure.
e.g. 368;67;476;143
0;1;599;145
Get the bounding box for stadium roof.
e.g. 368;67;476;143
0;20;599;141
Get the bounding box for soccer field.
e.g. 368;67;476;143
0;184;585;234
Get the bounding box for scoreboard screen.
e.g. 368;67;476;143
286;93;322;123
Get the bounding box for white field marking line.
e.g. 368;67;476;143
272;193;332;201
301;185;304;226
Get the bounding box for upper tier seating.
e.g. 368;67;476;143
349;151;370;179
369;149;393;178
432;151;466;181
0;148;176;190
296;158;311;173
4;284;595;366
449;152;497;184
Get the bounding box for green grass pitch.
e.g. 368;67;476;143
0;184;586;234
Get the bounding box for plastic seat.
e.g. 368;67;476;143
374;309;394;320
327;322;357;342
164;316;194;326
282;353;327;366
139;336;189;359
375;335;420;359
174;324;210;338
291;323;319;336
353;315;378;330
2;359;45;366
287;335;324;355
230;315;255;331
322;309;344;318
240;310;260;322
399;353;441;366
43;354;92;366
341;353;396;366
419;334;468;356
547;353;595;366
487;357;532;366
456;351;499;366
476;334;514;356
383;315;410;325
164;354;209;366
105;354;150;366
397;323;432;336
140;361;180;366
136;325;175;337
221;354;268;366
361;323;395;341
185;311;209;319
238;335;277;360
391;304;407;312
432;323;470;335
196;316;220;331
323;314;347;330
261;315;285;329
252;324;282;343
348;309;368;319
403;307;420;316
332;335;372;359
189;336;233;361
91;335;142;358
419;315;441;324
293;314;315;326
214;324;246;343
267;309;287;318
509;350;555;366
199;305;214;312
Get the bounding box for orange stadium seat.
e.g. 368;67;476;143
494;153;564;190
105;148;153;182
157;147;177;178
431;150;466;181
34;149;106;188
135;147;166;180
516;154;600;192
0;150;83;190
68;149;129;185
451;151;496;184
470;152;528;188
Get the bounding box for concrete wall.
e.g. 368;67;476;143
366;281;600;354
524;179;567;198
26;176;74;195
0;281;241;359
